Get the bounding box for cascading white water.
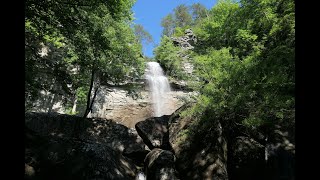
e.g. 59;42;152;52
145;62;171;117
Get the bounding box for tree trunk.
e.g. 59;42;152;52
88;86;99;115
71;96;78;114
83;67;95;118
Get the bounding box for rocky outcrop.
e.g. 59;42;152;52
25;112;145;152
26;101;294;180
25;112;146;179
144;148;178;180
135;115;172;150
169;116;229;180
170;29;196;79
89;87;153;128
171;29;197;50
167;105;295;180
25;128;138;179
227;136;265;180
89;86;192;128
123;144;151;166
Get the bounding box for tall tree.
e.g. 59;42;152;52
191;3;208;23
174;4;193;28
161;14;175;37
133;24;154;56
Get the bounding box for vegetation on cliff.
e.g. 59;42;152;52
155;0;295;130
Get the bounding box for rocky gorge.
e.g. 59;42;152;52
25;102;295;180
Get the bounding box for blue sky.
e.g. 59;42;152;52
132;0;217;57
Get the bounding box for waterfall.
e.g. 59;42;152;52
145;62;171;117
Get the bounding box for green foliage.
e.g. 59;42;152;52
157;0;295;131
161;3;208;37
133;24;153;46
191;3;209;23
174;4;193;28
161;14;176;37
153;36;187;79
25;0;144;114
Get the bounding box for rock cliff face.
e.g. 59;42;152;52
28;84;194;129
89;86;194;128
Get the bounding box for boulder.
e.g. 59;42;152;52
25;126;138;180
25;112;145;152
123;143;151;166
25;112;147;179
168;109;228;180
144;148;177;180
135;115;172;150
227;136;265;180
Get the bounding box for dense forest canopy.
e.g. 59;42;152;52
154;0;294;130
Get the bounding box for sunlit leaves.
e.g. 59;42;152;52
180;0;295;129
154;36;184;78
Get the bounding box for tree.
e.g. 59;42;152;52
174;4;193;28
153;36;186;79
161;4;194;37
133;24;154;57
161;14;175;37
191;3;208;23
25;0;145;117
133;24;153;45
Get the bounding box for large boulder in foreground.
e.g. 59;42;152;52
135;115;172;150
227;127;295;180
25;112;145;152
25;127;138;180
144;148;178;180
25;112;146;179
122;143;150;166
167;104;295;180
168;108;228;180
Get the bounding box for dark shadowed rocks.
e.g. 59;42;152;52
135;115;172;150
25;112;145;152
25;112;145;180
25;104;294;180
167;105;295;180
144;148;178;180
170;118;229;180
227;136;265;180
123;143;151;166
